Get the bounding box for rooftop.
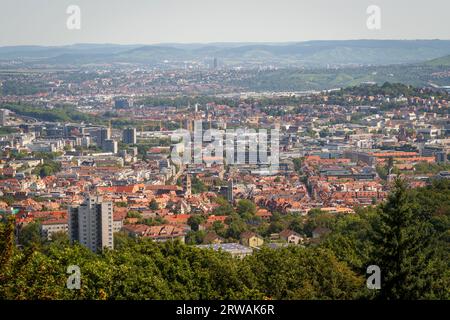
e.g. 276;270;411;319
195;243;253;254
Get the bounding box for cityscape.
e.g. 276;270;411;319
0;0;449;306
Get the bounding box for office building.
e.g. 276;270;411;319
103;139;118;154
122;127;137;144
83;127;110;147
99;127;111;147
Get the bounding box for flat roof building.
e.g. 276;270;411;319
68;195;114;252
195;243;253;259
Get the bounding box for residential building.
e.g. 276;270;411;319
40;219;68;240
122;224;186;243
240;231;264;248
279;229;303;245
203;232;224;244
68;195;114;252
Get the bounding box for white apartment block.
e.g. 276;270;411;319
40;220;69;240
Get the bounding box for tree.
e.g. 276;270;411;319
288;218;305;235
242;247;364;299
372;178;434;299
141;217;166;226
236;199;256;218
18;221;45;248
49;231;69;245
226;215;248;240
212;197;235;216
185;230;206;245
191;176;207;194
33;160;61;178
39;166;54;178
387;156;394;173
304;209;335;237
116;202;128;208
0;215;15;271
127;211;142;219
149;199;159;210
267;221;284;234
187;215;206;232
376;165;388;180
212;221;225;236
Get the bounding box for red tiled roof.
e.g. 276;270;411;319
165;214;191;224
207;215;227;223
145;185;181;191
41;218;68;225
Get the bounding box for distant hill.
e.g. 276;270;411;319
2;40;450;67
113;40;450;67
425;54;450;66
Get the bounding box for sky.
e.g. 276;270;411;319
1;0;450;46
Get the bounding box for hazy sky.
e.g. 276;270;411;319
1;0;449;46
